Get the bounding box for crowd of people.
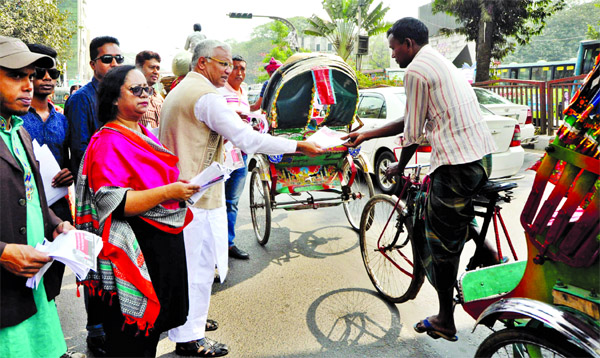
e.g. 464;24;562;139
0;16;499;358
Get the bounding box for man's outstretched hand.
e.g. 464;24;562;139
296;141;326;157
342;132;368;148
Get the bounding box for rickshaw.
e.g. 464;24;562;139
359;55;600;356
247;53;374;245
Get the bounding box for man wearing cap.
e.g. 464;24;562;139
65;36;122;176
249;57;281;112
0;35;78;358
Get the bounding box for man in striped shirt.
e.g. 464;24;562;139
136;50;163;128
344;17;497;342
217;55;251;260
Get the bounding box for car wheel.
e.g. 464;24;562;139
374;151;399;194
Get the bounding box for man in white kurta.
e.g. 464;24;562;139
159;39;322;357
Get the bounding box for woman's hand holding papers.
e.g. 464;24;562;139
168;182;201;202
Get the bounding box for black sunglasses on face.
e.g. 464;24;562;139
129;85;154;97
35;67;60;80
94;54;125;64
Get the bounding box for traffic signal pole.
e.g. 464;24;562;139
227;13;299;52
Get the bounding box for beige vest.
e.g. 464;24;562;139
159;71;224;209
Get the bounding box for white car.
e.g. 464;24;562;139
357;87;524;193
472;87;537;146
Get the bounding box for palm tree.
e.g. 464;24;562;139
305;0;391;61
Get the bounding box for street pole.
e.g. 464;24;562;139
356;0;366;71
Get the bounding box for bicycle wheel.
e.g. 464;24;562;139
342;160;374;231
359;194;425;303
475;327;590;358
249;168;271;245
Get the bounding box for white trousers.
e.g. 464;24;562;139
168;206;229;343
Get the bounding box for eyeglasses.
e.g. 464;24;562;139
206;57;233;70
94;54;125;64
34;67;60;80
128;85;154;97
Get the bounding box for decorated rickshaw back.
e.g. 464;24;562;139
261;53;359;132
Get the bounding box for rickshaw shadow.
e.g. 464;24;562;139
213;222;359;293
303;288;403;355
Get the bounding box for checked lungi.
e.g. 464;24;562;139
416;160;488;292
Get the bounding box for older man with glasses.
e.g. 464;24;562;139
160;39;323;357
64;35;123;357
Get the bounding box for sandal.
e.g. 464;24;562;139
414;318;458;342
175;337;229;357
205;319;218;332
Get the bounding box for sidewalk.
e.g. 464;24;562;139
527;134;555;152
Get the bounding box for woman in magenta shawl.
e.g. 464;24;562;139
75;65;199;357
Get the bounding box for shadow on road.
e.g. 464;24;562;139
304;288;404;354
214;223;359;294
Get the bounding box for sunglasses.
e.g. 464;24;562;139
94;54;125;64
129;85;154;97
207;57;233;70
34;67;60;80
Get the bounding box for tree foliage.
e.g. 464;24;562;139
586;2;600;40
504;1;600;62
366;34;391;69
0;0;73;66
227;17;310;84
432;0;566;81
304;0;391;60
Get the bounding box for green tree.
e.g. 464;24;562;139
0;0;73;66
365;34;391;69
586;2;600;39
432;0;566;82
227;17;310;84
504;1;600;62
304;0;391;61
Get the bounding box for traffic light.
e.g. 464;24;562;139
228;13;253;19
357;35;369;55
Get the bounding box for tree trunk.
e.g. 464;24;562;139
475;2;494;82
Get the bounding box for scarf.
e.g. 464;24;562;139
75;122;192;333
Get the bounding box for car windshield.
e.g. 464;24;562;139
474;88;512;105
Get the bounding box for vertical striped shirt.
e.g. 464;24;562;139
139;91;163;129
217;82;250;113
403;45;496;173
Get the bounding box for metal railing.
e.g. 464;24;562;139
473;75;586;136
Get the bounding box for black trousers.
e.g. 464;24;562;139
101;299;162;357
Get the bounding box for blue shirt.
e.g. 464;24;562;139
21;103;69;168
259;80;268;97
64;77;100;173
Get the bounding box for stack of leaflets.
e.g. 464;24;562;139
26;230;103;289
306;126;349;149
187;162;232;206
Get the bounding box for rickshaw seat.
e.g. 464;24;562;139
478;181;517;197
